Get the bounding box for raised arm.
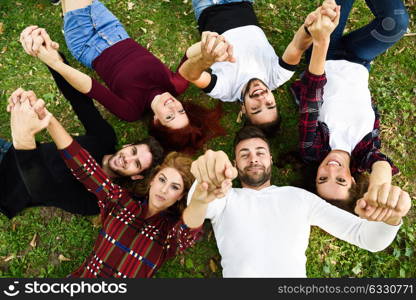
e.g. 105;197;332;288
183;150;237;228
282;1;339;66
179;32;235;89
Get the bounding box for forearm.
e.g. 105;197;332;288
182;201;209;229
282;25;313;65
47;117;73;150
308;39;329;75
178;53;212;82
369;161;392;187
48;60;92;94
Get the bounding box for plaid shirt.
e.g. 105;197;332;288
60;141;202;278
291;70;399;175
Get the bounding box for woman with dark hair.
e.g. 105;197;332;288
291;0;409;212
20;0;225;154
12;91;205;276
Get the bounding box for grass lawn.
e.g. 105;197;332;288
0;0;415;278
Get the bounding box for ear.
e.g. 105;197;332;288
153;114;158;122
233;159;237;167
241;104;246;115
270;155;273;164
351;176;356;184
130;174;144;180
122;143;132;148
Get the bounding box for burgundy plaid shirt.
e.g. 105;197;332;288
291;70;399;175
60;141;202;278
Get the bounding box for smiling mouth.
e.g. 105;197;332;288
164;98;174;106
327;160;341;167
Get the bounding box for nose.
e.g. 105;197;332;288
249;153;258;164
160;183;168;194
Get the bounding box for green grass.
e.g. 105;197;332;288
0;0;415;278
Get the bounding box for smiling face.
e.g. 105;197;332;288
148;167;185;213
235;137;272;189
242;79;278;125
151;92;189;129
316;151;355;200
107;144;153;177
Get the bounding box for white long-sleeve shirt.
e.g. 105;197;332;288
187;183;401;277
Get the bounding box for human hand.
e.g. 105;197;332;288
11;96;52;149
200;31;236;65
364;183;409;209
7;88;47;119
307;5;340;43
191;179;233;204
355;187;411;226
191;149;237;192
20;26;58;56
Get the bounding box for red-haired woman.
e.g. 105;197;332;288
20;0;224;154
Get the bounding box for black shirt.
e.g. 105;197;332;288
0;57;117;218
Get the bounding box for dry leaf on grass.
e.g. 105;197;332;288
0;23;4;35
144;19;154;25
58;254;71;262
127;2;134;10
29;233;38;248
4;254;15;262
209;259;217;273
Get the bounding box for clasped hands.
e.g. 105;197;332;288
190;150;238;204
20;25;62;66
7;88;52;150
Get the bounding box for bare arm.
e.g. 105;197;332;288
47;116;74;150
179;32;235;89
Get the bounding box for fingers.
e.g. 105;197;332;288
321;8;337;21
377;183;391;207
226;44;236;63
32;99;47;120
20;26;39;56
386;185;402;209
304;11;318;27
396;191;411;216
39;109;53;129
39;28;53;50
334;5;341;26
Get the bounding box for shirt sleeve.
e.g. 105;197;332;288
295;70;328;163
306;191;401;252
59;140;127;217
206;67;234;102
268;57;296;90
86;78;144;122
165;218;203;258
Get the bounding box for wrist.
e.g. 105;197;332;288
312;37;330;48
12;134;36;150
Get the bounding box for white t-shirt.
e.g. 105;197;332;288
318;60;375;154
187;182;400;277
207;25;295;102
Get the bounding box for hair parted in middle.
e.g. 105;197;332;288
132;152;194;217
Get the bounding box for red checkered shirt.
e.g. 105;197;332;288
291;70;399;175
60;140;202;278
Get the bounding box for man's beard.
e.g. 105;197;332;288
237;164;272;187
107;153;127;177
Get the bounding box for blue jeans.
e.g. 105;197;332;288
0;139;12;165
192;0;254;21
308;0;409;70
63;0;130;68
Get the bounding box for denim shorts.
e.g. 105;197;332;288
0;139;12;164
63;0;130;68
192;0;254;21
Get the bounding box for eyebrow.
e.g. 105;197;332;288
160;172;182;187
317;180;348;187
239;147;268;153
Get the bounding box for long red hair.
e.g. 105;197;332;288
149;102;225;155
